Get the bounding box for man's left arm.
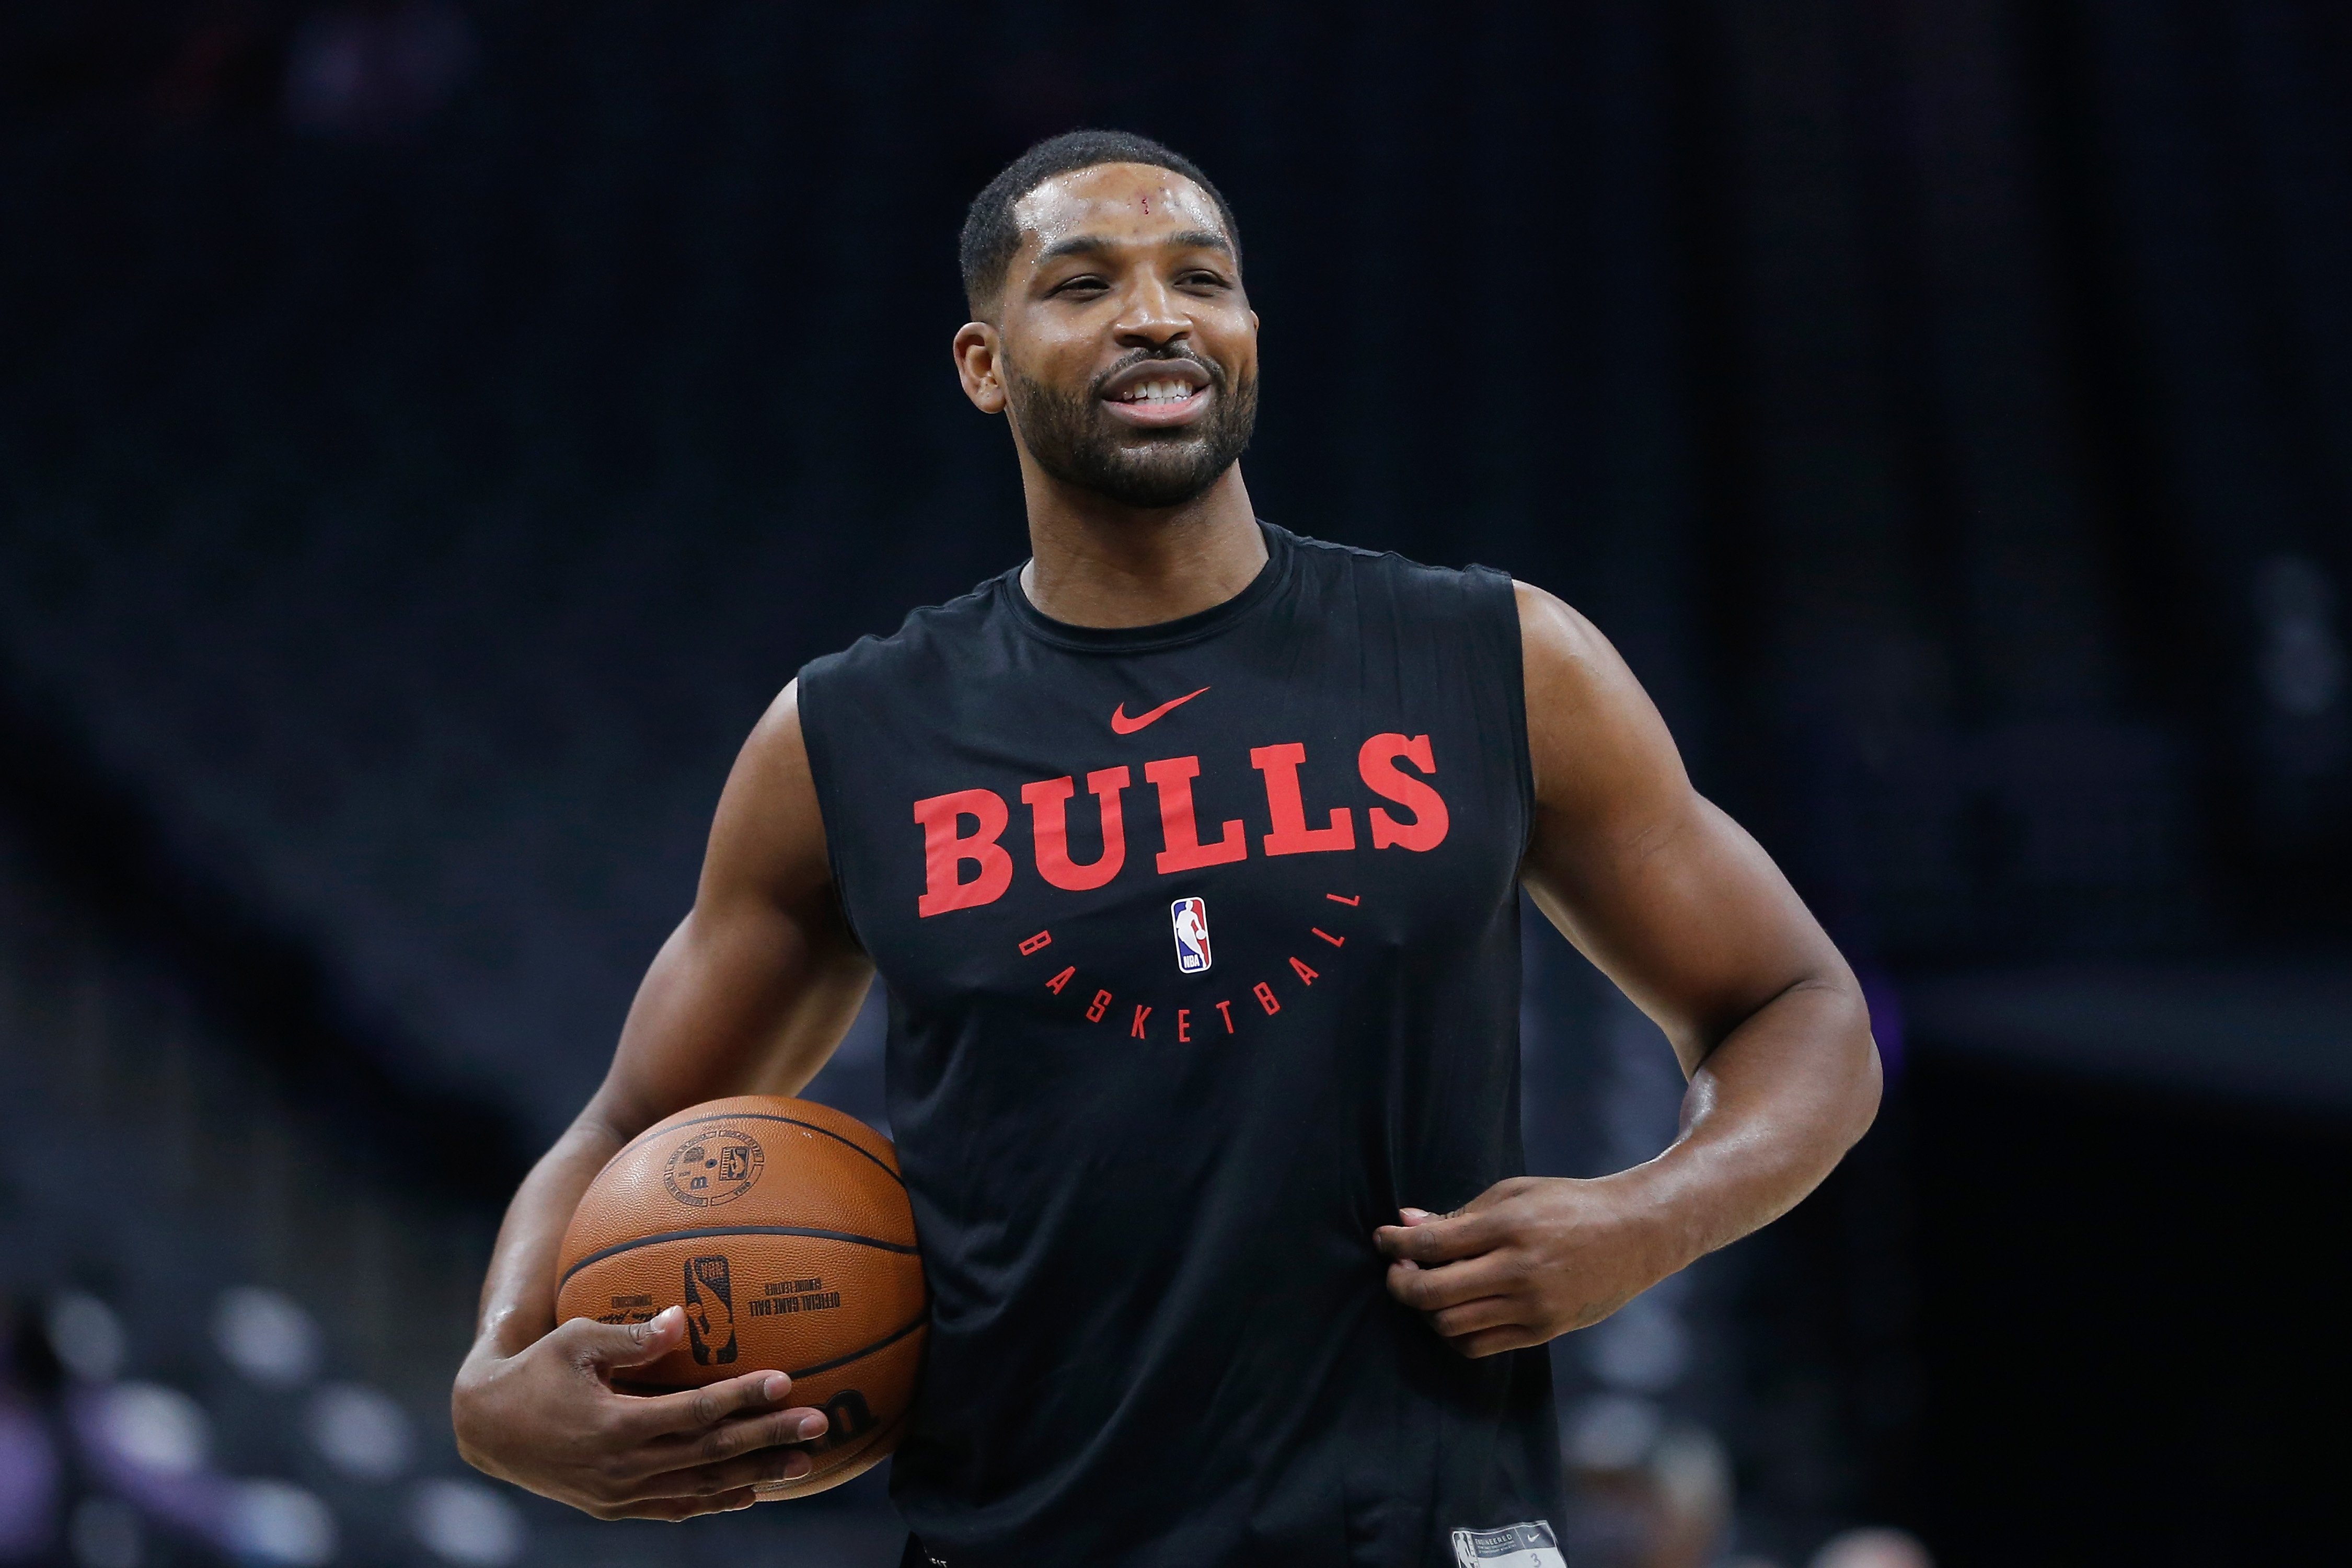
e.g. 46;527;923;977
1375;582;1882;1357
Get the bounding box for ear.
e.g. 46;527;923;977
953;321;1008;414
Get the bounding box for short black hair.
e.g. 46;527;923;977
959;129;1242;317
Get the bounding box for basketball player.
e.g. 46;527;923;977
453;131;1881;1568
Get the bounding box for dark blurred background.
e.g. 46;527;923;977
2;3;2347;1566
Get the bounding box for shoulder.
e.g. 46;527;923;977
1513;580;1623;684
1512;579;1689;812
701;676;837;907
801;575;1010;696
1280;524;1502;587
795;571;1016;729
1276;525;1518;621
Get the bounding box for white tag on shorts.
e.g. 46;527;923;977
1450;1520;1566;1568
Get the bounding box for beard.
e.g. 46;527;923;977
1004;348;1259;510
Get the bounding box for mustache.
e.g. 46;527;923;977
1088;345;1228;399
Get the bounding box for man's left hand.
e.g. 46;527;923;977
1373;1176;1682;1358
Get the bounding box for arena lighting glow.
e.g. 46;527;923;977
211;1287;321;1388
306;1383;414;1481
44;1292;124;1383
409;1479;525;1568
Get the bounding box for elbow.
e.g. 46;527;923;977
1770;972;1881;1159
1838;983;1885;1153
1848;1026;1885;1151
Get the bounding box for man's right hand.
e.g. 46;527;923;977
453;1305;832;1520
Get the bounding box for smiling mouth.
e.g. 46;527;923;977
1111;376;1206;406
1097;353;1218;418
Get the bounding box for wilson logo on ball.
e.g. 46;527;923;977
662;1127;766;1207
809;1389;877;1453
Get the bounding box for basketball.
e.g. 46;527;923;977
555;1095;926;1496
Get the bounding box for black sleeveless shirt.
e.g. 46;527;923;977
797;525;1562;1568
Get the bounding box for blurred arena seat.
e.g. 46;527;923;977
0;811;896;1565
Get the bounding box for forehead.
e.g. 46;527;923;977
1009;162;1229;260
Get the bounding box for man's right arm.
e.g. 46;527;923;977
451;679;877;1519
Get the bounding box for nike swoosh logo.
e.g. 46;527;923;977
1111;686;1211;734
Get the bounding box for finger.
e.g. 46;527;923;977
1373;1209;1505;1266
1447;1323;1549;1359
618;1445;816;1502
1385;1253;1516;1312
1427;1295;1525;1340
612;1369;797;1440
599;1486;761;1521
561;1305;688;1373
685;1404;829;1469
612;1403;829;1483
667;1405;829;1470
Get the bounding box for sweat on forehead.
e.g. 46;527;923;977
958;129;1243;316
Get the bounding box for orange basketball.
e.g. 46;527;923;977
555;1095;926;1496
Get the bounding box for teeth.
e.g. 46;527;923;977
1122;379;1197;403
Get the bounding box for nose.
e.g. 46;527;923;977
1112;273;1189;351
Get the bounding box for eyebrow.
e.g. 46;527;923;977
1035;229;1234;264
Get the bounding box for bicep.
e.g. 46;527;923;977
1514;584;1851;1071
587;681;874;1137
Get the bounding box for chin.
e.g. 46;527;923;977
1098;457;1226;510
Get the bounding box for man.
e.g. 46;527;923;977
452;130;1880;1568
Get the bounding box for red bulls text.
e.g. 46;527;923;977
910;735;1447;916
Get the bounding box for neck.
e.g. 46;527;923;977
1016;462;1267;629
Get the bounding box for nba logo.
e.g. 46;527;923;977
1170;897;1211;974
682;1254;737;1365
